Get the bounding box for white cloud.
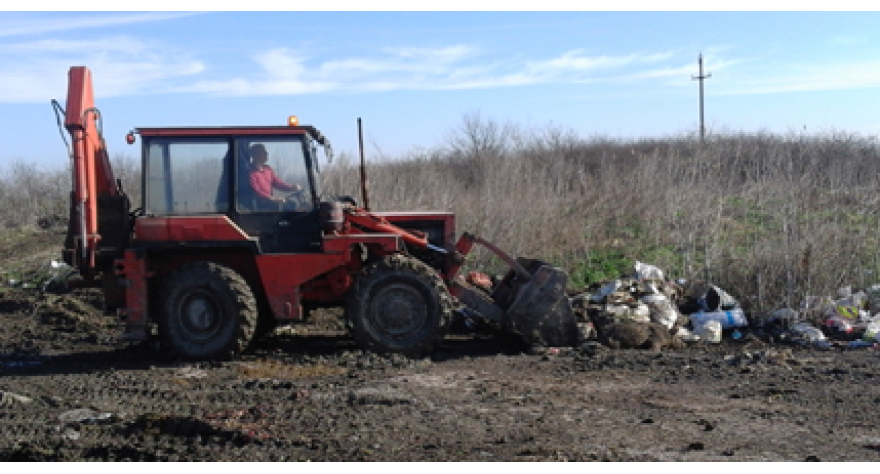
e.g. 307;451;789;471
11;27;878;105
719;59;880;96
181;47;686;96
0;12;198;38
0;36;204;102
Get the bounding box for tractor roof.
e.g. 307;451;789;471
135;125;313;138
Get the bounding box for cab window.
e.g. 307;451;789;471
236;138;311;212
144;139;230;215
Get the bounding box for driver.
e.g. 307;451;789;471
248;143;302;209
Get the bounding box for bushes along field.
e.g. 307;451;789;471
4;116;880;314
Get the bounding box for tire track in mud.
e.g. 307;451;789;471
4;281;880;460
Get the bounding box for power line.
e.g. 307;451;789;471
691;53;712;142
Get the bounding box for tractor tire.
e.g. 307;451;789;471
158;261;258;361
346;254;453;358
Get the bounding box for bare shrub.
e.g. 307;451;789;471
0;161;68;230
12;113;880;314
0;153;140;231
327;115;880;313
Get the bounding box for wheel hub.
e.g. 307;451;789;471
372;283;427;337
178;291;221;342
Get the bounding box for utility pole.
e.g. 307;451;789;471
691;53;711;142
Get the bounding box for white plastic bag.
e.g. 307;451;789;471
792;322;826;342
690;308;748;329
590;280;622;303
694;320;722;343
634;261;665;282
642;294;680;330
604;302;651;324
863;321;880;342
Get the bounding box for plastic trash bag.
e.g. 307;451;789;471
634;261;665;282
690;308;748;329
693;320;722;343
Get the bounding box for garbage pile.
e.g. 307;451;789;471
570;260;880;351
756;285;880;349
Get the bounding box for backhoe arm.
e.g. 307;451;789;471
62;66;123;275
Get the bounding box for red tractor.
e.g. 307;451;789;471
54;66;577;360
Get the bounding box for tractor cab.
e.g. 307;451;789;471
131;121;332;254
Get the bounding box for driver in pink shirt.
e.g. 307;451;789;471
248;143;302;208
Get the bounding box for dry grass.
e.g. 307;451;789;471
323;118;880;313
6;117;879;314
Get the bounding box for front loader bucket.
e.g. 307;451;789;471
491;258;579;348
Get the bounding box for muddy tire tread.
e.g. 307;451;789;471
346;254;453;358
158;261;257;361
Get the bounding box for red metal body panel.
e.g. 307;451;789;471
253;234;403;321
135;216;252;242
115;249;152;340
344;210;456;251
377;211;456;250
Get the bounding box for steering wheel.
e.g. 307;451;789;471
282;188;307;211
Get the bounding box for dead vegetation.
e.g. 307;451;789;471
4;117;880;315
322;117;880;314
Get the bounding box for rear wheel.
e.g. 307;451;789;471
346;255;453;358
159;261;257;361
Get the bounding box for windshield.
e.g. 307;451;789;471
235;137;312;213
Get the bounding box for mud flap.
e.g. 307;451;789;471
493;260;579;348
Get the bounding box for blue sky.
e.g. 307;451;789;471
3;10;880;169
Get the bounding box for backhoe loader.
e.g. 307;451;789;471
54;65;578;360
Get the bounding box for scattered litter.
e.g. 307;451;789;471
767;308;799;328
58;408;115;425
641;291;680;330
690;307;748;330
861;321;880;343
60;427;81;441
847;340;877;350
0;359;43;369
3;259;77;292
634;261;665;282
676;327;701;343
174;366;208;379
42;260;77;292
791;323;827;343
823;315;856;339
693;320;722;343
0;390;34;407
603;301;651;324
588;279;624;304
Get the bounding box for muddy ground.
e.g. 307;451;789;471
2;230;880;461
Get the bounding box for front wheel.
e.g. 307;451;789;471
158;261;258;361
346;255;453;358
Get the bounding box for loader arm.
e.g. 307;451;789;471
61;66;129;277
344;207;449;255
